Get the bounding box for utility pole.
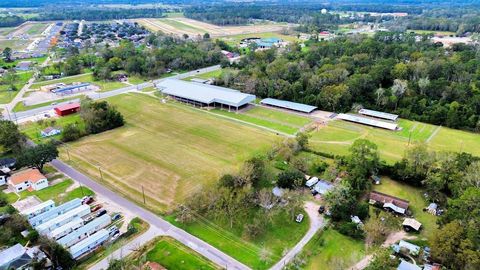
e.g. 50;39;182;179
408;131;412;146
142;185;146;204
98;166;104;181
80;184;85;196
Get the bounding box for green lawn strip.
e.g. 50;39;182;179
166;209;309;270
373;177;438;239
145;236;220;270
30;73;128;92
219;32;300;46
0;71;33;104
20;114;85;143
25;23;49;35
303;229;366;270
245;106;312;127
5;178;79;204
184;69;224;81
13;95;83;112
0;39;32;51
0;27;16;35
127;75;147;85
0;57;47;68
76;218;149;270
428;127;480;157
159;18;205;32
210;109;298;135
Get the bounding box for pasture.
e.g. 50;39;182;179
220;32;301;46
30;73;128;92
309;118;480;163
136;17;289;38
144;237;220;270
61;94;276;212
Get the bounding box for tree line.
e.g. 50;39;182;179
217;32;480;132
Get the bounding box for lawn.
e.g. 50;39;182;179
409;30;456;36
0;27;16;36
183;69;226;81
219;32;301;46
309;118;479;163
144;236;220;270
30;73;128;92
0;71;33;104
5;178;94;204
25;23;49;35
13;95;83;112
61;93;276;212
245;106;312;127
210;108;300;135
20;113;85;143
373;177;438;239
0;39;32;50
167;208;309;269
303;229;366;270
159;18;205;32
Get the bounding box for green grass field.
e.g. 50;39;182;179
409;30;456;36
0;71;33;104
20;114;85;143
219;32;300;46
303;229;366;270
61;94;277;212
30;73;128;92
167;209;309;269
5;178;94;204
309;119;479;163
0;27;16;36
144;236;220;270
373;177;438;239
159;18;205;32
184;69;224;81
25;23;49;35
0;39;32;50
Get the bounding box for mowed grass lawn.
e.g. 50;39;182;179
303;229;366;270
30;73;128;92
61;93;276;212
144;236;220;270
373;177;438;239
210;106;312;135
310;118;479;163
21;113;85;143
0;71;33;104
219;32;300;46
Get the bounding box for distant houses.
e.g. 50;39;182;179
8;168;48;193
0;243;49;270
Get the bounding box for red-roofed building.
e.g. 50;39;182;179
54;102;80;116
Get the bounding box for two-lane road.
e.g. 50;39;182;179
51;159;249;270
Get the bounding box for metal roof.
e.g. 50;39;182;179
157;79;256;107
36;204;90;233
54;102;81;111
29;198;82;226
359;109;399;121
260;98;317;113
49;217;84;239
397;261;421;270
69;229;109;256
57;215;111;247
0;244;25;268
20;199;55;217
313;180;334;195
52;83;90;93
337;114;398;130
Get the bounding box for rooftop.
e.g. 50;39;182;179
52;83;90;93
54;102;81;112
397;260;421;270
260;98;317;113
338;114;399;130
158;79;256;107
359;108;399;121
9;168;46;185
402;218;422;231
69;229;109;255
369;191;410;210
0;244;25;268
20;199;55;216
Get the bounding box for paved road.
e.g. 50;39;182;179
51;159;249;270
2;65;221;122
270;201;325;270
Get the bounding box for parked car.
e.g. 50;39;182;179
108;226;118;235
296;214;304;223
318;206;325;214
112;213;122;221
96;209;107;217
84;215;95;223
82;196;94;205
110;232;120;242
91;204;102;212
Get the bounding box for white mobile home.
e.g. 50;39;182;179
36;204;91;235
58;215;111;248
49;218;84;241
69;229;109;259
20;200;55;219
29;198;82;227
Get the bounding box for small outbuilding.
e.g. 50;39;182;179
402;218;422;232
369;191;409;215
397;260;421;270
54;102;81;116
393;240;421;256
41;127;61;137
305;177;319;188
426;203;438;215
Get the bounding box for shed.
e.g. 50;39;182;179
54;102;81;116
260;98;317;113
313;180;334;195
426;203;438;215
41;127;61;137
272;186;284;197
402;218;422;232
337;113;399;131
359;108;399;121
397;260;421;270
305;177;319;188
393;240;421;256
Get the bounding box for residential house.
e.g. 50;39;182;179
397;260;421;270
312;179;334;195
69;229;110;259
369;191;410;215
15;61;32;71
8;168;48;192
393;240;421;256
0;158;16;171
20;199;55;219
0;244;48;270
0;170;9;186
41;127;61;137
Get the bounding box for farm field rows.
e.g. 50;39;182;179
309;118;480;163
61;93;276;212
136;17;289;37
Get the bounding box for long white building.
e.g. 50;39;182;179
21;200;55;219
29;198;82;227
69;229;109;259
36;204;91;235
49;218;84;241
57;215;111;248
